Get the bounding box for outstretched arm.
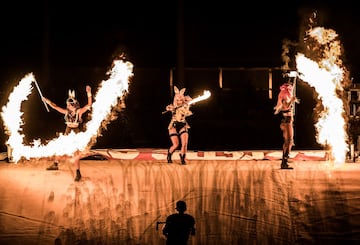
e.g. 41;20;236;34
42;97;67;114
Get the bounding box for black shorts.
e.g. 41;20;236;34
281;116;292;124
173;121;186;132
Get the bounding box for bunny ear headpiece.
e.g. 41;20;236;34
173;86;185;105
173;86;191;106
68;90;75;98
66;89;79;107
174;86;186;95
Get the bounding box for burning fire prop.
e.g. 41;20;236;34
295;20;349;165
162;90;211;115
188;90;211;105
1;59;133;162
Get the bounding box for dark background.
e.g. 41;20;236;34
0;0;358;152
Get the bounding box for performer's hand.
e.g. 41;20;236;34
274;106;281;115
42;97;48;104
166;104;174;111
86;85;92;98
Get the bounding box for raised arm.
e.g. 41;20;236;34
78;85;92;114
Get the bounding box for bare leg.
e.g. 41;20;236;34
179;130;189;165
179;131;188;155
281;122;294;169
71;155;82;181
168;128;179;163
282;123;294;156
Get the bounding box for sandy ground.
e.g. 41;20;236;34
0;157;359;245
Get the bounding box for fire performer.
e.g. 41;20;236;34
274;78;299;169
165;86;193;165
41;85;92;181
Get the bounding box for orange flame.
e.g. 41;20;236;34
1;59;133;162
296;26;347;166
188;90;211;105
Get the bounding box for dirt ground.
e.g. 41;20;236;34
0;157;359;245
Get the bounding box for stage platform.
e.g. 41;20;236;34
0;148;331;162
0;148;329;162
80;148;331;161
0;151;359;245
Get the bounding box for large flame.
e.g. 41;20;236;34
1;59;133;162
296;26;347;166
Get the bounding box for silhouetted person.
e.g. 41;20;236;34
163;200;195;245
54;237;62;245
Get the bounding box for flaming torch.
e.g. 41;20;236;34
162;90;211;114
188;90;211;105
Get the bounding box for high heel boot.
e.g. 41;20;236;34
180;154;186;165
167;150;173;164
46;162;59;171
281;152;293;169
75;169;82;181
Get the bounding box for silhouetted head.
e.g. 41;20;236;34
176;200;187;212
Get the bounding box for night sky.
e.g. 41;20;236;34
1;1;359;70
0;0;359;151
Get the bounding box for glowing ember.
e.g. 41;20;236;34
296;26;347;166
1;59;133;162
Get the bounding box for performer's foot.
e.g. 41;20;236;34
74;169;81;181
167;151;172;164
180;154;186;165
280;154;292;169
46;162;59;171
281;163;293;169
